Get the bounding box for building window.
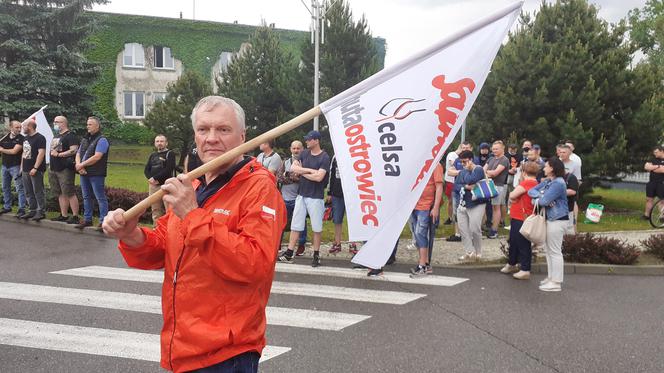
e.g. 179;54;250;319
154;46;174;69
123;43;145;67
124;91;145;117
153;92;167;103
219;51;233;72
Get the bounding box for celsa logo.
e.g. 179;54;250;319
376;98;426;122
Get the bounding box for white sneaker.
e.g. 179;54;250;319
512;270;530;280
500;264;518;274
539;278;551;285
539;281;562;292
406;243;417;251
459;252;476;261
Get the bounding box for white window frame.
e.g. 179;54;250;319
123;91;145;118
123;43;145;68
154;46;175;69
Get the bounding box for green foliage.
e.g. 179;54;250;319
629;0;664;66
0;0;107;126
104;122;155;146
641;233;664;260
216;23;299;145
143;70;212;165
83;12;307;124
467;0;655;186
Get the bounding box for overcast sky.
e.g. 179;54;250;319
93;0;646;67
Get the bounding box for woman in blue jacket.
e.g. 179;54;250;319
528;157;569;292
454;150;486;261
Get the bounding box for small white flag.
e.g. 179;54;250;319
321;2;522;269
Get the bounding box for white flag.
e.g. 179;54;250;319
321;2;522;269
25;105;54;164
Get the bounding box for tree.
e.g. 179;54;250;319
467;0;653;188
295;0;382;139
144;70;212;166
629;0;664;67
0;0;106;125
216;23;298;148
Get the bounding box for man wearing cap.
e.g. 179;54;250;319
278;130;331;267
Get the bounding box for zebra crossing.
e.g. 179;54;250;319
0;262;469;368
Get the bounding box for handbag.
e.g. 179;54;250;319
520;204;547;244
471;178;498;200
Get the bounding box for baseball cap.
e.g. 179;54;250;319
479;142;490;149
532;144;541;150
304;130;321;141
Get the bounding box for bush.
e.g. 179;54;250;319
563;233;640;265
106;122;156;145
45;185;151;222
640;234;664;261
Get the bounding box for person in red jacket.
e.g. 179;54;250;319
102;96;286;373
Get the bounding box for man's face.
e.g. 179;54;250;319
559;148;571;161
508;147;517;155
492;144;503;156
305;138;319;149
461;158;474;170
654;149;662;158
22;121;33;135
86;119;100;135
194;104;245;164
154;136;167;151
460;144;472;152
290;141;303;156
10;122;21;135
565;142;575;152
522;141;532;150
259;143;267;152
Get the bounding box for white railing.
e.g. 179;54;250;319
618;172;649;184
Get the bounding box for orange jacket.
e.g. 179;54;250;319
118;159;286;373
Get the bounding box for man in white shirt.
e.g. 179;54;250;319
565;140;582;178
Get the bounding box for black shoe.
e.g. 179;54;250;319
96;223;104;232
76;221;93;229
446;234;461;242
443;218;452;225
19;212;35;220
31;213;45;222
0;207;11;214
642;215;650;220
14;210;25;218
367;268;383;277
352;264;367;270
50;215;68;222
66;215;80;224
311;255;321;268
386;256;396;265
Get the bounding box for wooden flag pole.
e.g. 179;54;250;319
122;105;322;220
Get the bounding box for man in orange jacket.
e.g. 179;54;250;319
102;96;286;373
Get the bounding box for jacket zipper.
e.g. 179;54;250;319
168;248;186;371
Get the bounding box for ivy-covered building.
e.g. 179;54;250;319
85;12;386;123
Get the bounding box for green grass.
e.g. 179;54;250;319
108;145;155;165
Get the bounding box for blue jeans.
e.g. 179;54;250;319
188;351;259;373
80;175;108;223
282;198;306;245
1;165;26;211
331;195;346;224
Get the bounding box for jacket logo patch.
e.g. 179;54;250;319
261;205;276;221
213;208;231;216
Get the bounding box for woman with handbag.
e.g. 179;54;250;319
527;158;569;292
454;150;486;261
501;161;540;279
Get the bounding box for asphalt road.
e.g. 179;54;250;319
1;218;663;373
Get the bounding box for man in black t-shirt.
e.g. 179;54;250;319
278;130;331;267
564;172;579;234
19;119;47;221
49;116;81;224
644;145;664;219
144;134;176;223
0;120;26;215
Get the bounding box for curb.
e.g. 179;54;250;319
2;214;663;276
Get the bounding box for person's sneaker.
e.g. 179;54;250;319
367;268;383;277
410;265;427;278
446;234;461;242
30;213;45;222
76;221;93;229
295;243;306;256
504;224;511;230
459;252;476;261
539;277;551;285
328;243;342;254
443;218;452;225
14;210;25;218
0;207;12;214
19;212;35;220
66;215;80;224
539;281;562;292
425;265;433;274
278;253;294;263
512;270;531;280
50;215;68;222
311;255;321;268
500;264;518;274
349;243;358;255
487;229;498;239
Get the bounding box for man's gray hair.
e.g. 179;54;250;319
190;96;245;130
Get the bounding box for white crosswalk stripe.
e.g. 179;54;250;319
275;262;469;286
0;318;290;363
0;281;370;331
52;266;427;305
